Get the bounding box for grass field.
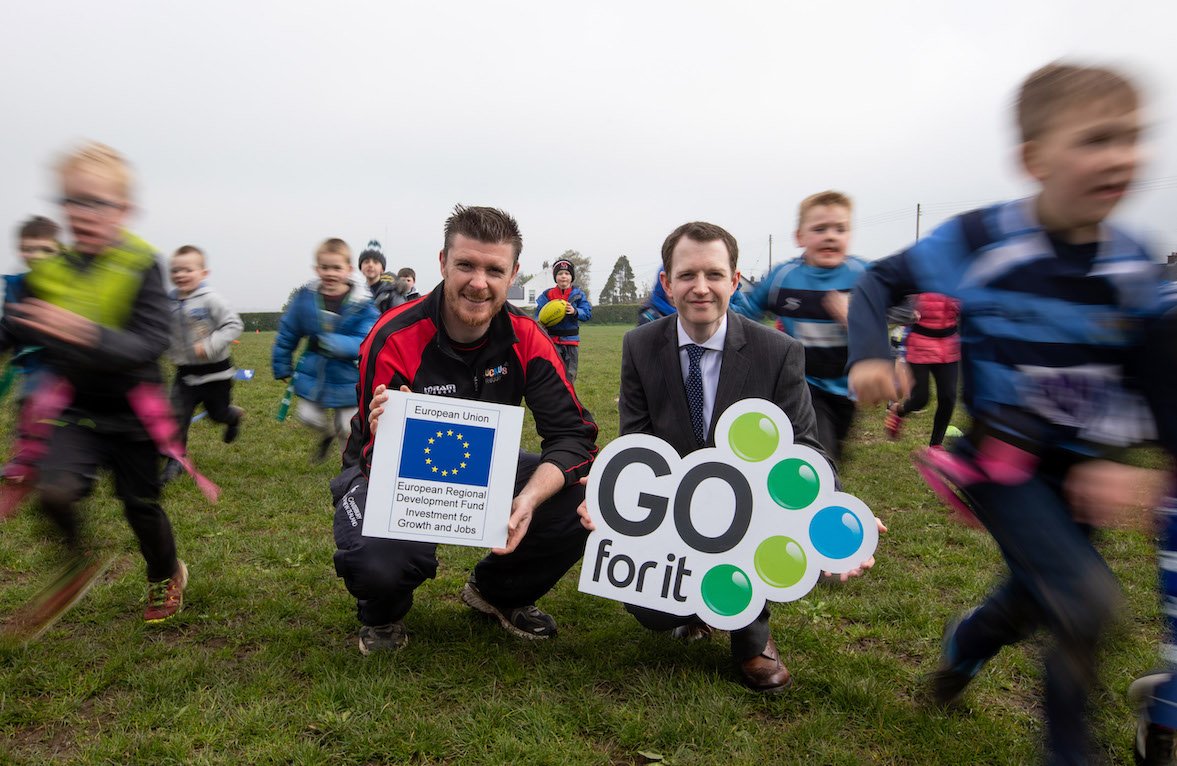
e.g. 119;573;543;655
0;325;1166;765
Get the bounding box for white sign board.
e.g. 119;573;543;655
363;391;524;548
579;399;878;631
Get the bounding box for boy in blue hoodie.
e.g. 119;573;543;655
272;239;377;463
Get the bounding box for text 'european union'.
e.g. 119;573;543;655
398;418;495;487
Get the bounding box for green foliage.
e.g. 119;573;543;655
599;256;638;305
240;312;283;332
587;302;643;325
280;286;301;313
0;328;1164;764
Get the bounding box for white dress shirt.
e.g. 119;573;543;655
676;314;727;437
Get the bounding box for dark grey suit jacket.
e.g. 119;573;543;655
619;311;834;474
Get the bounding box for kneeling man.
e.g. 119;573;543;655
585;221;836;691
334;205;598;655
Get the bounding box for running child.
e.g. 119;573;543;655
847;63;1160;764
272;238;377;463
0;216;61;487
160;245;244;482
884;293;961;448
358;240;399;313
0;141;190;627
396;267;420;301
747;191;869;463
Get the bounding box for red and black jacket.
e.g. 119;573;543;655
342;287;598;484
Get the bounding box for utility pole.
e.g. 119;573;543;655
768;234;773;270
915;203;921;240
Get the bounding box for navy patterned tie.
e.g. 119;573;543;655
685;344;706;447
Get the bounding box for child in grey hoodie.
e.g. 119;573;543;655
161;245;244;482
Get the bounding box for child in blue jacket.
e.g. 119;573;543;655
272;238;377;463
535;258;591;383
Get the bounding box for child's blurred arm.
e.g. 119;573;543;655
1065;460;1169;531
728;288;759;319
14;263;169;369
741;268;774;321
317;302;378;360
271;297;303;379
847;253;919;407
199;293;243;360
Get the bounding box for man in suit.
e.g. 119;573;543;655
582;221;857;692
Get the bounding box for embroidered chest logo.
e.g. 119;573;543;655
423;383;457;396
484;363;508;384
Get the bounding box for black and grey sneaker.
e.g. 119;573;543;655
223;406;244;444
928;610;986;707
312;436;334;464
1130;673;1177;765
358;621;408;655
160;458;183;484
460;581;556;640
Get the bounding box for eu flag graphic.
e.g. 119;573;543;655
398;418;495;487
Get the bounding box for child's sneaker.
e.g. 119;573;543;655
1;550;115;646
884;404;903;440
1130;673;1177;765
144;560;188;623
913;446;985;528
312;436;334;464
159;458;183;484
222;406;245;444
928;610;986;706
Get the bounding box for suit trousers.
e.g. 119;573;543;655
624;604;772;661
333;450;589;627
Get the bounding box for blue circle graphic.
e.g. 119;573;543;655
809;506;864;560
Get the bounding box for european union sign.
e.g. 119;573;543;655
364;392;524;549
398;418;495;487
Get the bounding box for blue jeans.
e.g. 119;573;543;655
952;468;1122;766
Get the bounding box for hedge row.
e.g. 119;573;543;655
582;303;642;325
241;313;283;332
240;303;646;331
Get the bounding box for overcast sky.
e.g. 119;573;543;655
3;1;1176;310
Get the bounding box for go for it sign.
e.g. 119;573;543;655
578;399;878;631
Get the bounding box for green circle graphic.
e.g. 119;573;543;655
767;458;820;509
728;413;779;462
754;536;807;588
700;564;753;616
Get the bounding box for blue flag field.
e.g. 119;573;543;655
397;418;495;487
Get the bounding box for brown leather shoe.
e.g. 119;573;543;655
738;636;792;693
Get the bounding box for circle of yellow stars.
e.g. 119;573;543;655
423;429;471;477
